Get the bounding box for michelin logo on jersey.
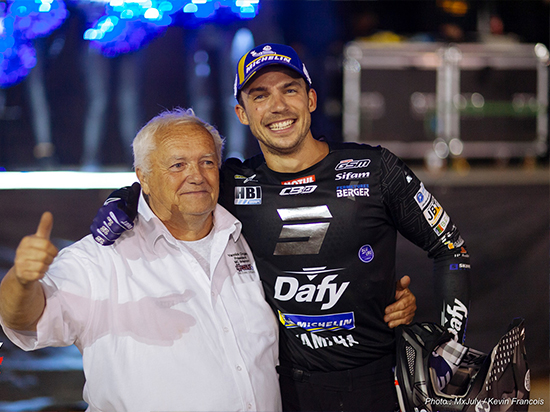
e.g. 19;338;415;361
278;311;355;333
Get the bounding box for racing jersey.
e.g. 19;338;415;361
219;141;470;372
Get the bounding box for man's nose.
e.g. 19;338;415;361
187;164;206;184
270;91;289;112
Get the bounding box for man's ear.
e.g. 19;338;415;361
308;88;318;113
136;168;150;195
235;104;250;126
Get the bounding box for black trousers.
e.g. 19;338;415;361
277;355;398;412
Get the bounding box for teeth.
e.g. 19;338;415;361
269;120;293;130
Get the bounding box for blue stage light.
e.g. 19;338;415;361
0;0;260;86
0;0;68;87
11;0;68;39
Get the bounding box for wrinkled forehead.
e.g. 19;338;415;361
152;123;217;157
155;122;212;144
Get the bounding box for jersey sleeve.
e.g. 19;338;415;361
380;148;471;343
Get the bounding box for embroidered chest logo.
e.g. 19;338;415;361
228;252;254;273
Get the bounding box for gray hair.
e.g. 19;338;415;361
133;107;225;175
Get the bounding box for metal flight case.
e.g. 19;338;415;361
342;41;549;163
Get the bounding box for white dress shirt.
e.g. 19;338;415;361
1;195;281;412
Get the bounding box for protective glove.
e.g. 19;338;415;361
428;338;467;391
90;182;141;245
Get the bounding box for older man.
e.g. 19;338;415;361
0;109;281;412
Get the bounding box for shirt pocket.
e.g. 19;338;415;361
234;280;278;338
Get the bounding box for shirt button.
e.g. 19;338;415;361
211;291;215;297
247;403;253;409
236;365;242;371
223;327;229;333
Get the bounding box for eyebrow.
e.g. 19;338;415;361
165;151;217;163
245;79;303;96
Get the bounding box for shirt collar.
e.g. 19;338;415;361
136;193;242;248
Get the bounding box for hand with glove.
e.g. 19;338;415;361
91;182;141;245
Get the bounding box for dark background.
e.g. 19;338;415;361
1;0;549;168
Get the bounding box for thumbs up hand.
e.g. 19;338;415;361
13;212;59;286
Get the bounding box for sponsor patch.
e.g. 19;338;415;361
442;298;468;340
335;158;371;171
446;236;465;250
414;183;431;210
358;244;375;263
449;263;471;270
234;186;262;205
336;184;369;198
274;274;349;310
280;185;317;196
234;174;257;183
434;212;450;236
335;171;370;181
298;332;360;349
278;311;355;332
423;197;443;226
282;175;315;185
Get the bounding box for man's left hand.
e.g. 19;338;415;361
384;275;416;328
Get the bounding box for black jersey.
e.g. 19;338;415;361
219;142;470;372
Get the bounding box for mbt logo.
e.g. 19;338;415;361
234;186;262;205
335;171;370;181
335;158;371;171
282;175;315;185
274;271;349;310
280;185;317;196
442;298;468;340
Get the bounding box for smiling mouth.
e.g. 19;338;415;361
268;119;295;131
181;190;209;196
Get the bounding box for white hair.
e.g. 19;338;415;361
132;107;225;175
